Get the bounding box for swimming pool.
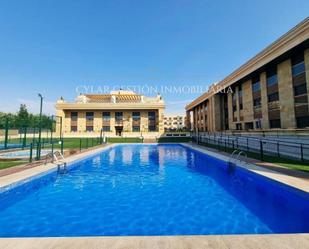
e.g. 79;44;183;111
0;144;308;237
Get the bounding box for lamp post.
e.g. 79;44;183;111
37;94;43;160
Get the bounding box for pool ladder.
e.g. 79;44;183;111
45;151;67;174
228;149;247;168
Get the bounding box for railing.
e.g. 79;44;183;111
193;132;309;163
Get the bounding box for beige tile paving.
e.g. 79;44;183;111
0;234;309;249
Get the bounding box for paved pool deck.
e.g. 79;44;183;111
0;234;309;249
0;143;309;248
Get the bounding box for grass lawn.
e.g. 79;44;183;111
199;141;309;172
0;161;26;170
4;137;103;149
49;138;102;149
3;137;145;150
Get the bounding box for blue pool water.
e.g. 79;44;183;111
0;144;309;237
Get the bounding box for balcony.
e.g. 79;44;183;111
268;101;280;110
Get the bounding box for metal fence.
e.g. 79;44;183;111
193;132;309;163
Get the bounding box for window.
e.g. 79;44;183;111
86;112;94;121
132;126;140;132
252;82;260;92
148;111;155;120
268;92;279;102
294;84;307;96
270;119;281;128
253;98;261;107
292;53;305;76
132;112;140;131
115;112;123;121
245;122;254;130
86;112;94;132
132;112;140;120
233;105;237;112
71;112;78;121
239;103;243;110
148;125;156;131
292;62;305;76
236;123;242;130
70;112;78;132
255;120;261;129
296;116;309;128
102;126;110;131
252;76;261;92
86;126;93;132
238;85;243;97
267;74;278;87
102;112;110;121
148;112;156;131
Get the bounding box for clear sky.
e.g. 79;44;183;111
0;0;308;115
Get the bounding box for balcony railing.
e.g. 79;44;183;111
268;101;280;110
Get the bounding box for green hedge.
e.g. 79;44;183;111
107;137;143;143
157;137;192;143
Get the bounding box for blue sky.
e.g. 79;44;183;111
0;0;308;115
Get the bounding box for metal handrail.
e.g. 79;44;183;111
236;151;247;161
230;149;240;159
228;149;240;164
53;151;64;162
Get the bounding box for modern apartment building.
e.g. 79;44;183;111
163;115;186;131
55;90;165;137
186;18;309;132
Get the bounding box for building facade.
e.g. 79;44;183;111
56;91;165;137
163;115;186;131
186;18;309;132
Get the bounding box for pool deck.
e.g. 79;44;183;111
1;143;309;248
0;234;309;249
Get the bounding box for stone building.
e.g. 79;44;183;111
163;115;186;131
56;90;165;137
186;18;309;132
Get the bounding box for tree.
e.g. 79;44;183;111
16;104;29;128
0;104;53;130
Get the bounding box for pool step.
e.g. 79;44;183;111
57;162;67;174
